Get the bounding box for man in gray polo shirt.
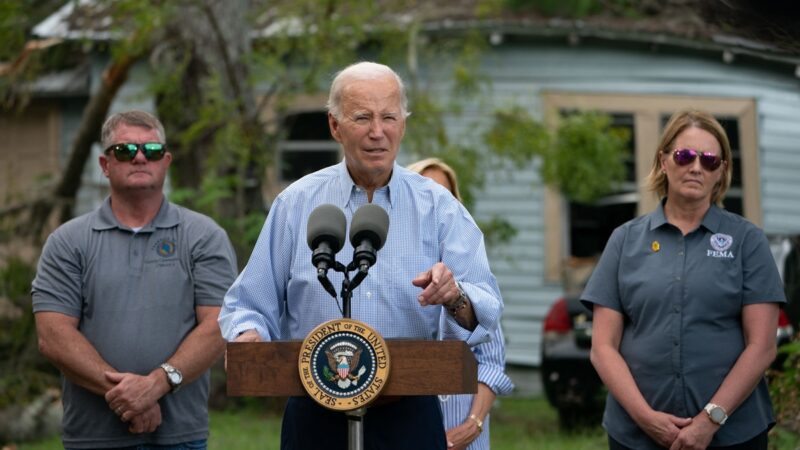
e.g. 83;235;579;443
32;110;237;449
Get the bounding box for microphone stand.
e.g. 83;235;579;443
319;261;371;450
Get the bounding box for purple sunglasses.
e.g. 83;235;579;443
667;148;723;171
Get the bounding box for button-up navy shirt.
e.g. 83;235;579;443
582;201;785;448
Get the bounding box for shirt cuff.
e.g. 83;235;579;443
477;364;515;396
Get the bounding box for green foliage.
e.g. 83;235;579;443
0;2;28;61
107;0;175;61
501;0;644;18
484;106;551;165
15;394;800;449
0;256;58;410
542;112;628;203
484;108;628;203
477;216;518;249
402;29;495;211
770;339;800;433
503;0;603;17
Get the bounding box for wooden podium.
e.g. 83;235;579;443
226;340;477;397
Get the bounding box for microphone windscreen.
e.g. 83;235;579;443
307;204;347;252
349;204;390;250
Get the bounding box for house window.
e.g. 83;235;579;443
568;113;636;258
543;93;760;282
278;111;339;182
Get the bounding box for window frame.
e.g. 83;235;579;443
541;92;760;282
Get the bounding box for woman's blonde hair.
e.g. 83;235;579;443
407;157;461;201
645;109;733;206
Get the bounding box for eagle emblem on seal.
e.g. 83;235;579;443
323;342;366;389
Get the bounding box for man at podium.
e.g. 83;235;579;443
218;61;503;450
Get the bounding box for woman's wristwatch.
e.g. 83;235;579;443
704;403;728;425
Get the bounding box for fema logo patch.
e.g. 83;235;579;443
299;318;390;411
709;233;733;252
708;233;735;259
156;239;176;257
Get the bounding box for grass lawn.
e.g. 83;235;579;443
16;396;800;449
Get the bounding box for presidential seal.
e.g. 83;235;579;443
299;318;390;411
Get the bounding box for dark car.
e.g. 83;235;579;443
541;235;797;430
540;292;604;429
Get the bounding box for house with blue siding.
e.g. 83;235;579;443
10;1;800;366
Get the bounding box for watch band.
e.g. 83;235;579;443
445;282;469;316
161;363;183;393
704;403;728;425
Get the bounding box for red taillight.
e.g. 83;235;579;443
543;297;572;333
778;309;791;328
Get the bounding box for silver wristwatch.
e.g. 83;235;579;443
445;282;469;316
704;403;728;425
161;363;183;393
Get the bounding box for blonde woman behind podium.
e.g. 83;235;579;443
408;157;514;450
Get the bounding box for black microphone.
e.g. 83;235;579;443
349;204;390;273
307;204;347;297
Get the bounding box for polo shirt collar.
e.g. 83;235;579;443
648;197;723;233
699;203;723;233
338;159;397;210
92;196;179;231
649;199;670;231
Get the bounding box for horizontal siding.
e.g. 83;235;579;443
69;42;798;367
422;42;800;365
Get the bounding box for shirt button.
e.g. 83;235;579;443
675;276;681;281
678;251;684;256
674;340;679;346
366;291;372;298
673;307;680;313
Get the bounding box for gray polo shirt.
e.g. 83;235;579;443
32;197;237;449
582;202;785;449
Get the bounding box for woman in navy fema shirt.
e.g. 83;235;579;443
581;109;786;450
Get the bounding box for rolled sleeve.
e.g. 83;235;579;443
475;325;514;395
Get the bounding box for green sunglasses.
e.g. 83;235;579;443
104;142;166;162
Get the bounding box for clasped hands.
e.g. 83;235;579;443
104;370;168;434
640;409;717;450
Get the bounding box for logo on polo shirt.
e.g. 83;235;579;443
707;233;734;258
156;239;176;257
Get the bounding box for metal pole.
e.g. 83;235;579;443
346;407;366;450
342;278;351;319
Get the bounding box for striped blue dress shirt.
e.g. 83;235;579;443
438;322;514;450
219;161;503;344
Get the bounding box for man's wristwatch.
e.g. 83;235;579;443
161;363;183;393
704;403;728;425
445;282;469;316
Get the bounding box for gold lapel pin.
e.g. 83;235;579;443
651;241;660;252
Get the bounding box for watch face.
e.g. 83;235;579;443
710;408;724;422
169;371;182;385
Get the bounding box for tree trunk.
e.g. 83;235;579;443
27;53;141;242
154;0;266;260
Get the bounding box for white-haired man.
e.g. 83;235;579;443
219;62;503;449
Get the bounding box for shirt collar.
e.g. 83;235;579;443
648;197;722;233
92;196;179;231
337;159;397;210
700;203;723;233
649;199;670;231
